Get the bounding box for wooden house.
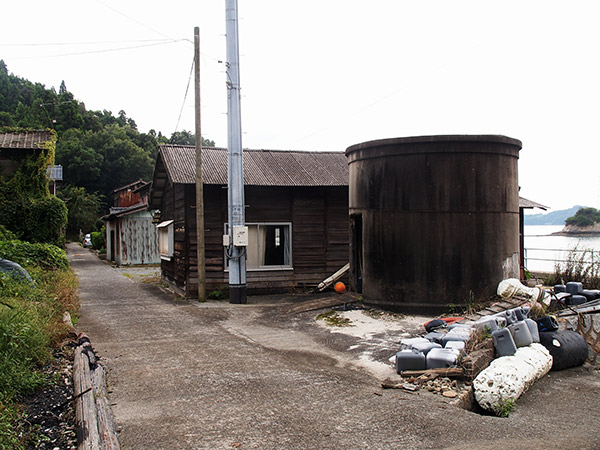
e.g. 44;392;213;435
0;131;54;178
103;180;160;265
149;145;349;297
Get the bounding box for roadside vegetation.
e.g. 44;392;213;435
0;230;78;448
547;246;600;289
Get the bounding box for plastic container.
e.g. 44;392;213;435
581;289;600;301
539;330;588;371
396;349;427;373
444;340;465;352
525;318;540;343
424;331;446;344
426;348;459;369
567;294;587;305
566;281;583;295
492;328;517;356
411;341;442;355
447;322;472;331
441;328;471;346
535;316;559;332
474;317;500;333
554;284;566;293
511;307;526;322
503;309;518;325
509;320;533;347
400;337;429;350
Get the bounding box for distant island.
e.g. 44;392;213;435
551;207;600;236
524;205;583;226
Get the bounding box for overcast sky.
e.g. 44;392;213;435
1;1;599;211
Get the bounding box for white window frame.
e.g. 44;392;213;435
225;222;293;271
157;220;174;261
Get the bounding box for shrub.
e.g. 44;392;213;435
0;240;69;271
548;246;600;289
25;196;67;246
91;226;106;251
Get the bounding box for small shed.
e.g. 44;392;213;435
149;145;349;297
103;180;159;265
0;131;54;178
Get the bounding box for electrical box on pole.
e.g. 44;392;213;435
225;0;247;304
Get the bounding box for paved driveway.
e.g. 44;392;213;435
69;244;600;450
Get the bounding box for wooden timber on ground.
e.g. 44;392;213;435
285;292;362;315
73;335;120;450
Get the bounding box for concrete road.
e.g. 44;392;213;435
69;244;600;450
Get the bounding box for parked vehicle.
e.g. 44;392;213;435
83;234;93;248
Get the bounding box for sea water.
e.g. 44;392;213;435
524;225;600;273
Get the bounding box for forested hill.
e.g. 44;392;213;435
524;205;583;226
0;60;213;206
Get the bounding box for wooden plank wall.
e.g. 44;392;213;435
167;184;349;297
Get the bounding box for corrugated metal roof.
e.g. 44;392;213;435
0;131;54;149
158;145;349;186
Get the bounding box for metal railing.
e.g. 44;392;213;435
524;247;598;269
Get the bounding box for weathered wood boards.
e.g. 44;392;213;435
73;336;120;450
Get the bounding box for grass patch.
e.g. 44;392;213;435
316;310;352;327
362;309;405;321
0;257;78;448
207;287;229;301
546;246;600;289
496;397;516;418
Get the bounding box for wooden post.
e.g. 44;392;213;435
194;26;206;301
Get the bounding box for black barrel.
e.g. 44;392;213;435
345;135;522;313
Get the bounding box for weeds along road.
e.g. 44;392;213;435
68;243;600;450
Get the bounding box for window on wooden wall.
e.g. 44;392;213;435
225;223;292;270
157;220;174;260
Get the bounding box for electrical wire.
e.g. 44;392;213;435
8;39;189;60
94;0;174;40
0;39;174;47
174;56;196;134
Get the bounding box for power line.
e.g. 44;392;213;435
174;56;196;134
0;39;174;47
94;0;174;41
9;40;189;60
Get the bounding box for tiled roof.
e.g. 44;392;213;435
0;131;54;149
158;145;349;186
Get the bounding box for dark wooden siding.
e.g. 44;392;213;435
163;183;349;297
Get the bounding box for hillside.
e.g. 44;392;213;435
524;205;583;226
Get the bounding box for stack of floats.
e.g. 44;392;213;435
396;323;472;373
553;281;600;307
395;306;589;375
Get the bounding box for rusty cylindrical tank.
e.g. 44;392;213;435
345;135;522;313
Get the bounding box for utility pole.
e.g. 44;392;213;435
225;0;247;304
194;26;206;302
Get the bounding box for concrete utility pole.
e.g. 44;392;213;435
225;0;247;303
194;26;206;302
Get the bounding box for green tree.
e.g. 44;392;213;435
58;184;103;236
55;129;103;187
169;129;215;147
565;207;600;227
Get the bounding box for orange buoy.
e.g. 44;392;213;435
334;282;346;293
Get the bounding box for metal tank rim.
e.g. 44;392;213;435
345;134;523;161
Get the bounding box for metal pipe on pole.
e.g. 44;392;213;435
226;0;247;303
194;26;206;302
